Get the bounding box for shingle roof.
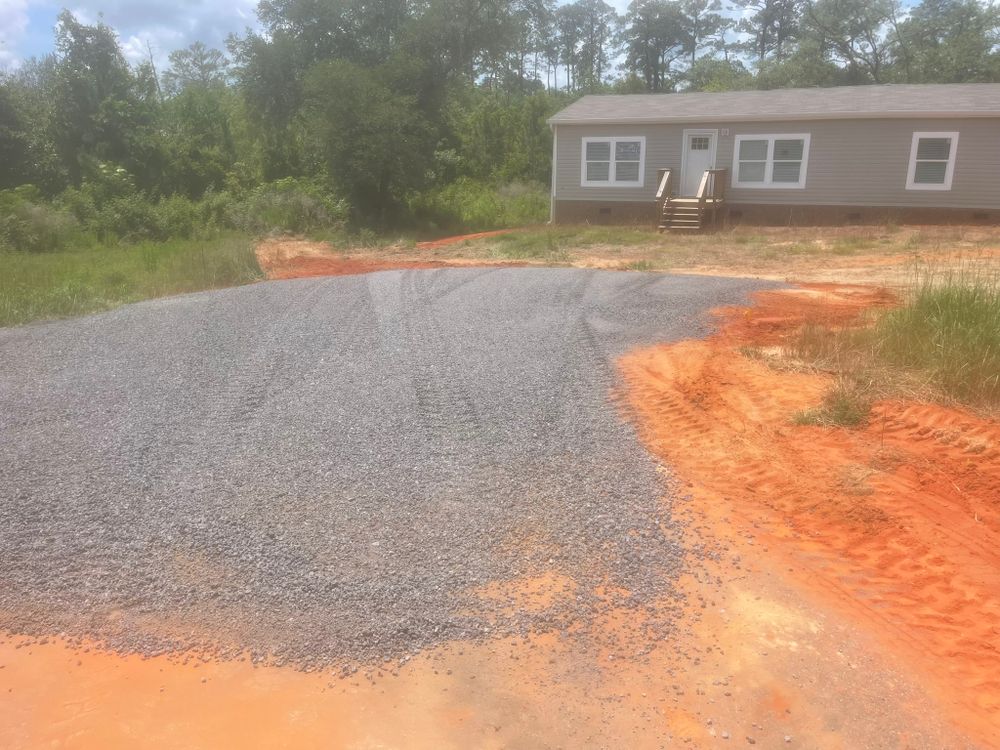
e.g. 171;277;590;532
547;84;1000;125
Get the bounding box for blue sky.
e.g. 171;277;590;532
0;0;261;69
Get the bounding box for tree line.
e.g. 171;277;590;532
1;0;998;226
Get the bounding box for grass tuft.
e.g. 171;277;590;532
872;267;1000;405
791;263;1000;417
794;379;873;427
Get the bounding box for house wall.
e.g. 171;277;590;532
552;117;1000;223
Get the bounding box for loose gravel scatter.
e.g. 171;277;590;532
0;268;777;669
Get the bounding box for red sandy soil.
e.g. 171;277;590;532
414;229;516;250
619;284;1000;746
256;234;523;280
256;238;447;280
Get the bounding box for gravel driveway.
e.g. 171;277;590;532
0;268;775;668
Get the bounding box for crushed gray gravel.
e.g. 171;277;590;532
0;268;778;669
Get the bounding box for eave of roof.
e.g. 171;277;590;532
547;110;1000;125
546;85;1000;125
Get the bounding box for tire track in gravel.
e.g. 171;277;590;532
399;270;489;450
0;269;778;669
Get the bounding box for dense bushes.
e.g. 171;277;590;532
0;187;81;253
225;179;350;235
409;179;549;232
0;171;548;253
0;176;351;252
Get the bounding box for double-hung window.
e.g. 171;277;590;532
732;134;810;188
906;132;959;190
581;137;645;187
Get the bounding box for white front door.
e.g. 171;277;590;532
681;131;717;196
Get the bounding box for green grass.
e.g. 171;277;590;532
0;233;262;327
624;259;655;271
794;379;873;427
487;226;660;257
830;236;866;255
873;268;1000;405
791;265;1000;419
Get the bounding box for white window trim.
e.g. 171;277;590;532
580;136;646;188
906;131;959;191
731;133;811;189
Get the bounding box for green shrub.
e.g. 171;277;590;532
225;178;350;234
78;160;138;204
0;186;82;252
154;195;203;239
410;178;548;232
93;194;163;241
7;178;350;249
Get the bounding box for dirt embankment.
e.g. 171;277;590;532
619;284;1000;745
256;238;446;279
255;235;522;280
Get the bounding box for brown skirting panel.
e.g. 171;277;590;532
552;200;1000;226
552;200;659;225
726;204;1000;226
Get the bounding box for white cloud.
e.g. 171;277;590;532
121;27;187;68
5;0;260;72
107;0;258;69
0;0;29;69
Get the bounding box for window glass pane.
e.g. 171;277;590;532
586;161;610;181
914;161;947;184
772;162;802;183
774;139;804;160
738;139;768;160
916;138;951;161
586;141;611;161
738;162;766;182
690;136;710;150
615;162;639;182
615;141;641;160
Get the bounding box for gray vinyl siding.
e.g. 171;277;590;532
553;118;1000;209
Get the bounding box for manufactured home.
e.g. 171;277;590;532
546;83;1000;229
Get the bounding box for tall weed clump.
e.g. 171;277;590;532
0;186;83;252
224;178;350;235
410;178;548;232
791;263;1000;421
873;267;1000;405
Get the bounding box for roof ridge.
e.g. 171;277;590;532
548;83;1000;125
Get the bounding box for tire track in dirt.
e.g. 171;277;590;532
617;284;1000;745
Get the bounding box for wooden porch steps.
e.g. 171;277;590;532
654;169;728;233
658;200;722;231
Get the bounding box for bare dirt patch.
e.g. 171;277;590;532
619;284;1000;746
255;237;522;280
414;228;519;249
255;237;446;279
2;575;975;749
258;225;1000;288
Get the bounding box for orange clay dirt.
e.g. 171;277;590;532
2;270;998;748
619;283;1000;747
255;236;523;279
